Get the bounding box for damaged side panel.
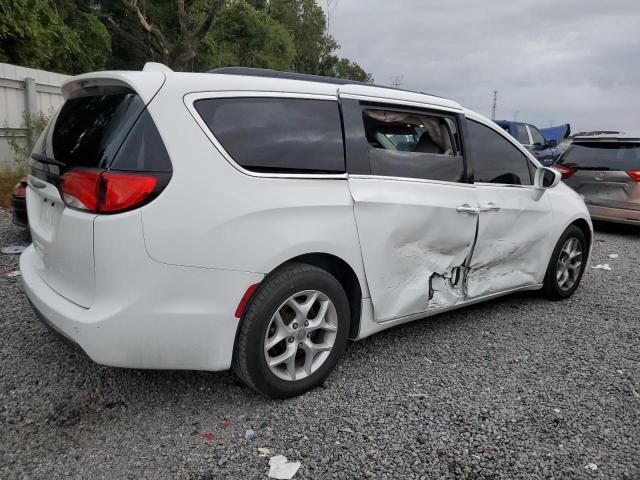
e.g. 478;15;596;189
465;187;553;298
348;177;478;322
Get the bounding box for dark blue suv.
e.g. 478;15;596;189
495;120;561;166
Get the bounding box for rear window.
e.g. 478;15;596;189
32;85;171;174
52;86;145;169
559;142;640;170
194;97;345;174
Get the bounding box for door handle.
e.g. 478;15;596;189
456;204;479;215
479;202;501;212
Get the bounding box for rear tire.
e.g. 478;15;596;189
542;225;587;300
233;262;350;398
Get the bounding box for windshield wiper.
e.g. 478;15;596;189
31;153;66;168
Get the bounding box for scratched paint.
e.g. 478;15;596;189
465;189;552;298
349;178;478;321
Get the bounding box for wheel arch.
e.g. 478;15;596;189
570;217;592;248
271;252;363;340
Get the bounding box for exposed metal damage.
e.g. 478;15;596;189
365;208;547;321
374;236;473;320
349;178;551;323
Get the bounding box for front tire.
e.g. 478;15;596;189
542;225;587;300
233;262;350;398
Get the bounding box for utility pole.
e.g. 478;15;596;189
513;110;520;121
491;90;498;120
325;0;338;33
390;75;403;89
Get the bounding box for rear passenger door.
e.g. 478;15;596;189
464;118;553;298
341;98;478;322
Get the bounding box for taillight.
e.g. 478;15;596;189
626;170;640;182
60;170;101;211
553;164;576;179
99;172;157;213
60;169;160;214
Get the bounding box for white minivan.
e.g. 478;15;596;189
21;64;592;398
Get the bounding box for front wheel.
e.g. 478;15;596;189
542;225;587;300
233;263;350;398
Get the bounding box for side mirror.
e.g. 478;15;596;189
547;139;558;148
535;167;561;189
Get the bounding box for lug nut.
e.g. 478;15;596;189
307;332;312;338
292;322;298;330
288;337;294;343
304;321;309;327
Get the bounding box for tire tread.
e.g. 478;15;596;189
233;262;348;397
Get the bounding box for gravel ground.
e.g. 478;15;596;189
0;210;638;480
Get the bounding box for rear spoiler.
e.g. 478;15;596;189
61;69;166;104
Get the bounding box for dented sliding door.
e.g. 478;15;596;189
349;177;478;321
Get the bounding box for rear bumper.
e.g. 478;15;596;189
587;204;640;225
20;244;263;371
28;298;84;352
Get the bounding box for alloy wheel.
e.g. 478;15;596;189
264;290;338;381
556;237;583;291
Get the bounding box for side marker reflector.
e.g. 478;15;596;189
235;283;260;319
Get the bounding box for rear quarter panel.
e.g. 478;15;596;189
139;85;369;296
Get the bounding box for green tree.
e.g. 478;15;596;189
268;0;328;74
0;0;111;74
198;1;295;71
267;0;371;81
320;55;372;82
0;0;370;81
98;0;226;71
246;0;268;9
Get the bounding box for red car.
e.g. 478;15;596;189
11;176;28;227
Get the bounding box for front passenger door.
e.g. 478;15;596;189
464;119;554;298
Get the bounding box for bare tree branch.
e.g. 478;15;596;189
120;0;171;59
115;0;226;70
102;15;154;60
176;0;188;34
195;0;226;41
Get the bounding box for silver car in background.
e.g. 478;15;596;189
554;134;640;225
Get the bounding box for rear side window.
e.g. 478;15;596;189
362;108;465;182
559;142;640;170
195;98;345;174
465;120;533;185
110;110;172;172
52;86;145;169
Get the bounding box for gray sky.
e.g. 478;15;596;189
325;0;640;133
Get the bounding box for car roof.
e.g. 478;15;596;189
572;133;640;142
66;63;463;113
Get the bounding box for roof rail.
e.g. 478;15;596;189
208;67;439;98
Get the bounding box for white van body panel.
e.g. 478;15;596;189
20;69;593;372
